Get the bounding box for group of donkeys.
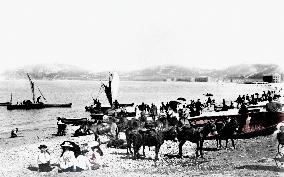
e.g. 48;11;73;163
82;114;239;160
122;115;239;160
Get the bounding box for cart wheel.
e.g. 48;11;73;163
275;152;284;168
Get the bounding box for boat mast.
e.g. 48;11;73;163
10;93;12;103
102;73;113;107
27;73;36;103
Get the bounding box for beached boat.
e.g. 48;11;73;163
188;109;284;139
7;74;72;110
60;117;88;125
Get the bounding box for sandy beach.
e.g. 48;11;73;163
0;123;284;177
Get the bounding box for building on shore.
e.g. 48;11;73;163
263;73;281;83
195;76;210;82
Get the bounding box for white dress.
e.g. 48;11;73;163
76;155;91;170
59;150;76;170
37;152;50;164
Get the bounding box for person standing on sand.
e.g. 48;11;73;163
195;99;202;116
238;102;248;133
37;144;52;172
57;117;66;136
274;122;284;156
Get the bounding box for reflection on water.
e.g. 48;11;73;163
0;80;281;134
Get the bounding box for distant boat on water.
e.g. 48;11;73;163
85;72;134;115
7;73;72;110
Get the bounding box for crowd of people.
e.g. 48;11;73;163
130;88;283;123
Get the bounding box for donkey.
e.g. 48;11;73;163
177;120;218;158
131;126;178;160
216;118;239;149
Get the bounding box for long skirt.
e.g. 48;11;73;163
38;163;52;172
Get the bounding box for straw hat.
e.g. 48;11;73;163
60;141;73;148
38;144;48;149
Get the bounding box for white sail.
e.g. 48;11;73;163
111;72;120;102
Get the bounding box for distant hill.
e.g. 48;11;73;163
120;64;284;81
2;63;92;80
119;65;214;81
1;63;283;82
215;64;283;79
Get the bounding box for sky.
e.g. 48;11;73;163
0;0;284;72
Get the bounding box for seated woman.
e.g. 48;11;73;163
59;142;77;172
37;144;52;172
76;149;92;171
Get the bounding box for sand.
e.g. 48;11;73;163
0;124;284;177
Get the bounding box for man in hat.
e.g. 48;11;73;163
37;144;52;172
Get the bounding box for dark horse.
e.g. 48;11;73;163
125;118;159;155
177;120;218;158
131;126;178;160
125;117;178;160
216;117;239;149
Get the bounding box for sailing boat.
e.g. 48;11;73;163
7;73;72;110
85;72;133;114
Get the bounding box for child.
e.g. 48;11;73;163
76;149;92;171
37;144;52;172
88;141;104;170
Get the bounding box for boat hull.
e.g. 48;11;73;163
60;118;88;125
0;102;11;106
7;103;72;110
189;111;284;139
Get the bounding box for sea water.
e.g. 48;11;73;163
0;80;282;135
